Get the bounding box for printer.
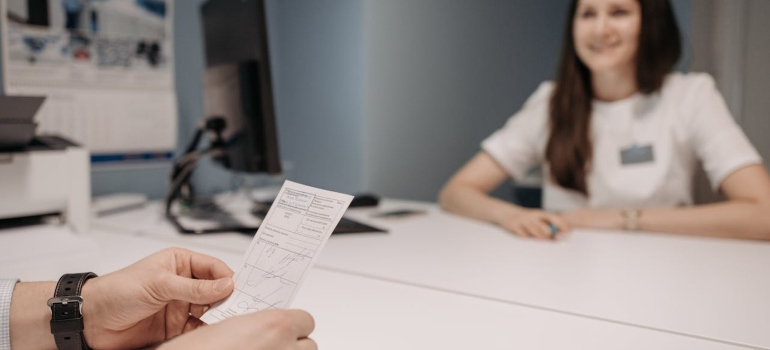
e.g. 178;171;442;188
0;96;90;234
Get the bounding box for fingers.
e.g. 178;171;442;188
164;309;316;350
546;214;572;234
297;338;318;350
283;309;316;339
541;214;571;240
156;274;233;304
189;304;210;319
174;249;235;280
183;315;206;333
218;309;315;346
509;217;551;239
507;211;572;240
510;221;538;238
528;219;552;239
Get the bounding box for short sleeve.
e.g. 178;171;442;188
681;74;762;190
481;82;552;181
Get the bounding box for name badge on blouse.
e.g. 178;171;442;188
620;144;655;165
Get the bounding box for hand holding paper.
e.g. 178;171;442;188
201;180;352;324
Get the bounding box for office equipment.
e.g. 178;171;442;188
350;193;380;207
200;0;280;173
251;200;387;234
0;95;89;233
170;197;261;235
370;209;426;218
0;95;45;150
164;0;281;234
202;59;280;174
252;192;386;233
199;0;280;174
332;217;386;234
91;193;148;217
27;0;50;27
0;136;90;234
2;2;178;163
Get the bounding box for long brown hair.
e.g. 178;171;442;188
545;0;681;195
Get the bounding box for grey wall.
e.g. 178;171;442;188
690;0;770;203
363;1;569;201
266;0;365;194
741;0;770;165
670;0;693;71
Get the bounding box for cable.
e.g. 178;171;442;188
164;147;224;218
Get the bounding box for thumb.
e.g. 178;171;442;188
159;275;234;304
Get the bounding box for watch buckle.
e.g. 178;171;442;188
47;296;84;312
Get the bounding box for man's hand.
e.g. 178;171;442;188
158;309;317;350
80;248;235;349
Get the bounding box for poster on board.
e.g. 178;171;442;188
1;0;177;165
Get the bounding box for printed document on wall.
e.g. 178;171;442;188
201;180;353;324
1;0;176;164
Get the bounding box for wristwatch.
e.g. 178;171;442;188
47;272;98;350
621;208;641;231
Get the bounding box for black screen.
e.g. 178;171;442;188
27;0;49;27
200;0;281;174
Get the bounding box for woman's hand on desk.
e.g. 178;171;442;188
80;248;235;349
499;209;571;240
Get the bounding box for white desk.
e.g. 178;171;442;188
0;225;758;350
323;200;770;349
91;198;770;349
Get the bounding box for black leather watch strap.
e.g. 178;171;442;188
48;272;97;350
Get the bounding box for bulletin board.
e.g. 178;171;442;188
1;0;177;165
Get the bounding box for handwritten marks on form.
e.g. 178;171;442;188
200;181;353;324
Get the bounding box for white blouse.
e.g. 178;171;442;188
482;73;762;212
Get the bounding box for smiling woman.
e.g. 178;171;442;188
438;0;770;241
547;0;681;197
573;0;642;97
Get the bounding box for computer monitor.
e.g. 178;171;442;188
169;1;384;235
200;0;281;175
